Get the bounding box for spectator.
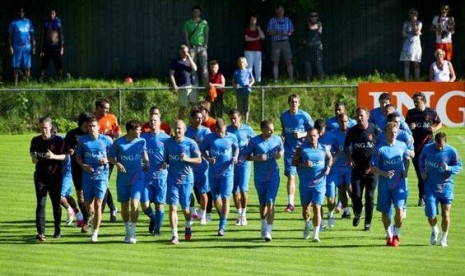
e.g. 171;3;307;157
169;45;198;119
232;57;255;124
267;4;294;82
207;60;226;118
405;92;442;207
399;8;422;81
244;13;265;84
40;7;64;81
430;4;455;61
183;5;209;88
303;11;324;81
429;49;456;82
8;7;35;86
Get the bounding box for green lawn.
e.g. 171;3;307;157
0;129;464;275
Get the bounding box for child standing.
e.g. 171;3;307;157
232;57;255;123
208;60;226;118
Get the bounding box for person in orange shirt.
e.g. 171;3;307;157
199;101;216;132
141;106;171;135
94;98;121;222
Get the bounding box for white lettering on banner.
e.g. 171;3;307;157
392;91;434;110
436;90;465;127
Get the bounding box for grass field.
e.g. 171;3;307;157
0;128;464;275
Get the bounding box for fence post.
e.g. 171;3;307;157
117;89;122;123
261;85;265;122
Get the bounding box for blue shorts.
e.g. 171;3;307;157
210;174;233;201
425;191;453;217
142;178;167;204
325;178;336;198
61;173;73;197
116;171;145;202
233;162;251;193
12;46;32;69
284;153;297;177
166;182;193;210
376;179;408;214
300;184;325;206
82;178;108;201
328;170;351;188
254;179;279;206
194;170;210;194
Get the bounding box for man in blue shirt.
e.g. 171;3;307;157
420;132;462;247
141;114;171;236
280;94;313;213
108;120;149;244
227;109;255;226
40;7;64;81
326;102;356;132
8;7;35;86
242;120;284;242
75;116;113;242
164;120;202;244
371;122;411;247
201;119;239;236
293;128;332;242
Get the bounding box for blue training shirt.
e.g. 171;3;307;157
164;136;200;185
76;134;113;180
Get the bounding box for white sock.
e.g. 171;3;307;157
261;219;266;232
288;195;295;206
393;226;400;236
432;225;439;234
190;207;197;214
386;226;393;238
131;223;136;237
237;208;243;217
314;225;320;238
305;220;311;229
67;206;74;214
266;223;273;234
92;229;99;237
124;222;130;236
171;228;178;237
242;208;247;217
441;231;448;241
198;209;205;219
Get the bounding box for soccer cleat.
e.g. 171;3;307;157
170;236;179;245
264;232;272;242
91;234;98;243
200;217;207;225
36;234;46;242
217;228;225;237
241;216;248;226
303;224;311;240
386;236;393;246
364;224;371;231
284;204;295;213
440;240;448;247
328;216;335;228
184;227;192;241
81;223;89;233
235;217;242;226
430;230;439;245
110;209;117;223
391;235;400;247
66;210;75;225
312;236;320;242
352;215;361;227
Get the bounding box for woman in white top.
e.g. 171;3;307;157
429;49;456;82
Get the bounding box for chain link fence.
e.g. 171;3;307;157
0;84;357;134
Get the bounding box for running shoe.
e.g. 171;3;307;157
341;211;351;219
81;223;89;233
312;236;320;242
391;235;400;247
110;209;117;223
200;217;207;225
386;236;393;246
235;217;242;226
66;210;75;225
170;236;179;245
91;234;98;243
184;227;192;241
328;216;335;229
364;224;371;231
430;230;439;245
440;239;448;247
264;232;272;242
303;224;311;240
241;216;248;226
352;215;361;227
36;234;46;242
217;228;225;237
284;204;295;213
149;218;156;234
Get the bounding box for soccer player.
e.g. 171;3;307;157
344;107;380;231
164;120;202;244
369;94;411;135
325;102;356;132
314;119;338;229
75;116;113;242
95;97;121;222
370;122;411;247
141;106;171;134
141;114;171;236
280;94;313;212
201;119;239;236
8;7;35;85
419;132;462;247
293;128;332;242
186;109;212;224
329;114;353;219
108;120;149;244
227;109;255;226
64;112;93;232
30;117;66;241
242;120;284;241
405;92;442;206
